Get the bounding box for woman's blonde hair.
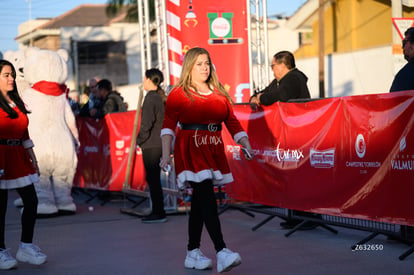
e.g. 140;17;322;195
175;47;232;103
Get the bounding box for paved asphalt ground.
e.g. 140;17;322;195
3;189;414;274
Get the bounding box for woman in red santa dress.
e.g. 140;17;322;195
160;47;254;273
0;60;46;270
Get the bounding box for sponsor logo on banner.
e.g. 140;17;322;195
115;140;126;158
346;133;381;169
207;13;243;45
226;145;242;160
391;136;414;171
272;143;304;162
310;148;335;168
355;134;366;158
115;140;125;150
400;136;407;151
227;143;304;163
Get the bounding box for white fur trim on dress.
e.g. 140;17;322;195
176;169;234;189
22;139;34;149
234;131;248;144
0;173;39;189
161;128;175;138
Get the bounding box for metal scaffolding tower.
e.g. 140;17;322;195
248;0;270;91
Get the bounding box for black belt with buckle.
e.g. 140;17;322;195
181;123;222;132
0;139;22;146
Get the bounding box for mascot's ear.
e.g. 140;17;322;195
57;49;69;63
3;50;13;61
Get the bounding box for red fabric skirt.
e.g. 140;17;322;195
173;129;233;187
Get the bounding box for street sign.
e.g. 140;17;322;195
392;18;414;39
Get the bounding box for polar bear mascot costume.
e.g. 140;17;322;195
21;47;79;216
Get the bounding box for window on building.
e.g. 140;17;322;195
299;32;313;46
77;41;126;64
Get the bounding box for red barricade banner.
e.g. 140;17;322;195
74;91;414;226
224;91;414;226
74;111;146;191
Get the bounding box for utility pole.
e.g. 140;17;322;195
318;0;325;98
391;0;402;44
391;0;403;76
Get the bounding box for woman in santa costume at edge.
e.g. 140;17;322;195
160;47;254;273
0;60;47;270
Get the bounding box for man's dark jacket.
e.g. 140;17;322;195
390;59;414;92
259;68;311;105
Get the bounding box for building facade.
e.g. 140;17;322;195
287;0;414;98
16;4;142;91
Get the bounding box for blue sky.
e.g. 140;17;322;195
0;0;306;54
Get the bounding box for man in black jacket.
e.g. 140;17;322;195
249;51;310;108
390;27;414;92
389;27;414;240
250;51;319;230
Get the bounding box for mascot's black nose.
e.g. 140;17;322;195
19;68;24;73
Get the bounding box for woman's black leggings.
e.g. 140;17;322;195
142;147;165;215
0;184;38;248
187;180;226;252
